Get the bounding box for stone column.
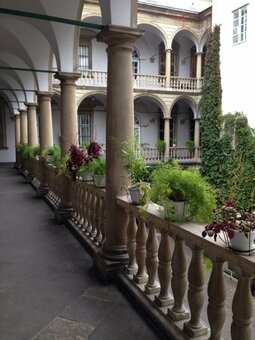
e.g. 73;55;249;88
14;114;21;169
95;25;143;275
165;49;171;87
19;109;28;144
36;92;54;198
164;117;170;159
14;114;21;146
37;91;54;151
196;52;202;89
194;118;200;159
54;72;80;157
25;102;38;146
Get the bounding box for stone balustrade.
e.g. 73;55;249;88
117;196;255;340
54;69;203;93
19;158;254;339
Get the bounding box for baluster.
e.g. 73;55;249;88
168;236;189;321
155;230;173;307
99;195;106;245
94;193;101;244
145;222;160;295
82;186;89;232
85;189;92;235
184;246;208;337
133;218;148;284
125;211;138;275
231;269;253;340
78;181;85;227
73;181;80;223
90;190;97;239
207;256;226;340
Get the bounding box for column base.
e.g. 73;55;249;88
55;205;73;224
183;320;208;337
25;173;35;183
36;184;49;198
167;307;190;321
93;250;128;284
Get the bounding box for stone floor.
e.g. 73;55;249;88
0;164;161;340
1;164;254;340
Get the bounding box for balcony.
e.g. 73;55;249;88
54;69;204;93
14;158;255;340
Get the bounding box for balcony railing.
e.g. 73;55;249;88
142;147;200;163
55;69;203;92
20;158;255;339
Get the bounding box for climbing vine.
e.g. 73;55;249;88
200;24;222;187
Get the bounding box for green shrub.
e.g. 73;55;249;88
150;163;216;222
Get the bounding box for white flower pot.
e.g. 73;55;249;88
93;174;106;188
81;172;93;182
128;186;142;205
229;230;255;252
172;201;188;217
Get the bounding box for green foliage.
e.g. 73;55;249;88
200;24;223;186
185;139;195;151
88;156;106;175
150;163;216;222
41;144;62;168
218;113;255;211
17;143;41;161
121;139;149;184
156;139;166;153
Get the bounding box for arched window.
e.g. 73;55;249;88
134;115;141;145
171;41;179;76
132;48;140;74
158;42;166;75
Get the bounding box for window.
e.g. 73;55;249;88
233;5;247;44
78;113;91;145
158;42;166;76
0;103;7;149
171;41;179;76
79;45;90;70
132;48;140;74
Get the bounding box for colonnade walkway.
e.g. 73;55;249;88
0;164;161;340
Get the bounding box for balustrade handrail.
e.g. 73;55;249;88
117;196;255;274
70;69;203;91
117;195;255;339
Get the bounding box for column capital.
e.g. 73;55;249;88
19;109;27;115
25;102;38;109
37;91;54;98
163;116;170;120
97;24;144;48
54;72;81;84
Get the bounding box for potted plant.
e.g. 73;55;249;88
150;162;216;222
202;200;255;254
121;140;150;205
65;144;85;182
185;139;195;157
78;141;102;182
89;156;106;188
156;139;166;159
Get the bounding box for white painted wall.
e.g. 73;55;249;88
93;109;106;145
0;113;15;163
91;39;108;71
52;107;61;145
212;0;254;127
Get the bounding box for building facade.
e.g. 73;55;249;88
212;0;254;127
0;0;212;163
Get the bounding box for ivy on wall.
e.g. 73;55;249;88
200;24;222;187
220;113;255;211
